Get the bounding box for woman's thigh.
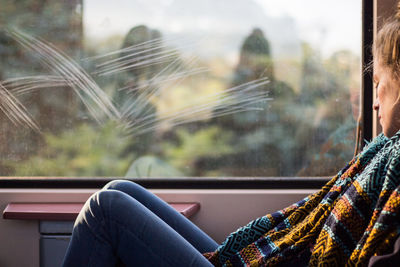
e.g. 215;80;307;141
103;180;218;253
64;190;213;267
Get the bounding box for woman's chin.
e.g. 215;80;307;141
383;127;400;137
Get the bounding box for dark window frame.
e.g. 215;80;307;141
0;177;329;189
362;0;374;143
0;0;373;189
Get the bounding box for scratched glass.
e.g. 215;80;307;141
0;0;361;177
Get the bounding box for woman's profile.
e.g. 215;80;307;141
63;2;400;266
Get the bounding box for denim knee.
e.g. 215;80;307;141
72;190;131;261
103;180;146;195
103;179;127;190
93;190;124;215
78;190;123;225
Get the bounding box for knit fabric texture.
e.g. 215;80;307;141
204;132;400;266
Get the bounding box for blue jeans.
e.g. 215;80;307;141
62;180;218;267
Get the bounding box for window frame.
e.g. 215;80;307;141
362;0;374;143
0;0;373;189
0;177;329;189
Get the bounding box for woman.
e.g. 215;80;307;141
63;4;400;267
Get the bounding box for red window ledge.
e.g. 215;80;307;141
3;202;200;221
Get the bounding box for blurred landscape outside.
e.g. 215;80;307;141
0;0;361;177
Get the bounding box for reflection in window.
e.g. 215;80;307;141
0;0;361;177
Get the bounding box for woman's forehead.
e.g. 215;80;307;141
373;61;383;78
373;59;391;75
373;58;383;69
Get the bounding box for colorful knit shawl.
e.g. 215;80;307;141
204;132;400;266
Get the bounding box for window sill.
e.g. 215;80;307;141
3;202;200;220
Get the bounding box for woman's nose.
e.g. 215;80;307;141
373;99;379;110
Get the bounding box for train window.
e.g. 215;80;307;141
0;0;362;178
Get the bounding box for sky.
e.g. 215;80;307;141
254;0;362;56
83;0;362;58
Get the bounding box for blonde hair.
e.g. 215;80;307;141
373;1;400;78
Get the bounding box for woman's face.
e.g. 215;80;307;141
373;61;400;137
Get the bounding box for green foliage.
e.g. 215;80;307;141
233;28;274;85
241;28;271;56
161;126;234;176
125;156;184;178
9;122;134;176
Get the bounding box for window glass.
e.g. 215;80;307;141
0;0;361;177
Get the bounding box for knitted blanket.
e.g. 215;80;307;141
204;132;400;266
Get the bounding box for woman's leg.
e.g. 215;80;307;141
62;190;214;267
103;180;218;253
